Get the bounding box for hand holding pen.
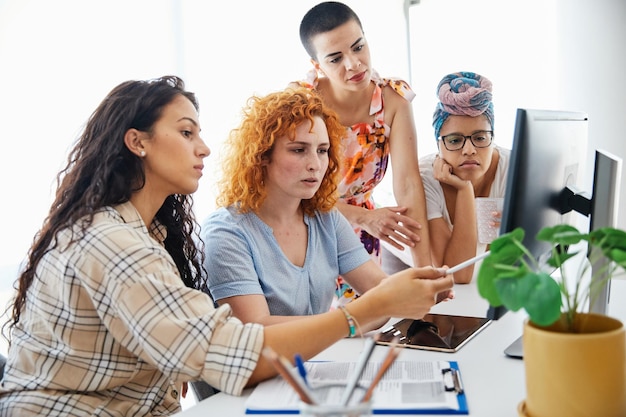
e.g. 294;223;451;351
444;251;490;275
436;251;491;302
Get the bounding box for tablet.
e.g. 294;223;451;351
376;313;492;353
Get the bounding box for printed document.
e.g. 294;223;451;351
245;360;467;414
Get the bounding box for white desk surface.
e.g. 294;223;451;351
175;273;626;417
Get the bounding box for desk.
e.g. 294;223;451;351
175;273;626;417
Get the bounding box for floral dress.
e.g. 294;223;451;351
299;70;416;307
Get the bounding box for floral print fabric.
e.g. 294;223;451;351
299;70;415;307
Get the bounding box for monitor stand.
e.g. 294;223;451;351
485;305;524;358
503;335;524;359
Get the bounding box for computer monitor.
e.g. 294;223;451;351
587;149;622;314
487;108;589;320
501;108;589;263
492;109;622;357
497;109;622;314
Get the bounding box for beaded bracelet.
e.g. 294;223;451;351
338;306;357;338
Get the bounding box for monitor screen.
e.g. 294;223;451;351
500;108;589;262
485;110;622;358
487;108;589;320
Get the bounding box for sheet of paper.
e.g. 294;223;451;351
245;360;463;413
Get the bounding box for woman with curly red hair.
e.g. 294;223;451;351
202;88;434;330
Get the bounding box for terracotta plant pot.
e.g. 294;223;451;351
519;313;626;417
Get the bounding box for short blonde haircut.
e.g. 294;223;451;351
217;88;345;216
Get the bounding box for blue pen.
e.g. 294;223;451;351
294;354;309;386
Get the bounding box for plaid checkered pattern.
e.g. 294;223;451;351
0;201;263;416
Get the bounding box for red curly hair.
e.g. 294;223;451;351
217;88;344;216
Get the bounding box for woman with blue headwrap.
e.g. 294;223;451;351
420;72;510;284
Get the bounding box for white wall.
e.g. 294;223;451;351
556;0;626;222
0;0;405;283
0;0;624;290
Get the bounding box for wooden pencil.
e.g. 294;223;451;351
262;347;316;405
360;344;401;402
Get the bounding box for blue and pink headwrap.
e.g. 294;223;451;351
432;72;494;139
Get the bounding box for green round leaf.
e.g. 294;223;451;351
546;250;580;269
609;248;626;269
590;228;626;252
477;256;504;307
537;224;587;245
523;273;562;326
490;228;525;254
494;273;540;311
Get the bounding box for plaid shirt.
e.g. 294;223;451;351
0;201;263;416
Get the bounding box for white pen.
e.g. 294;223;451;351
445;251;491;275
340;335;378;406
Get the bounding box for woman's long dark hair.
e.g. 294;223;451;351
3;75;206;341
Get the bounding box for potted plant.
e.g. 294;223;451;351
477;224;626;417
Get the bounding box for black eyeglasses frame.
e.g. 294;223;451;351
438;130;494;151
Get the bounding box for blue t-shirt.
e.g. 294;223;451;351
201;206;370;316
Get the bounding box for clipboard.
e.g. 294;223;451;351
370;361;468;415
244;360;469;414
377;313;492;353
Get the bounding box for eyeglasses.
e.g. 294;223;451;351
438;130;494;151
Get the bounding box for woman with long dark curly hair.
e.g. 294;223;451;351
0;76;453;416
